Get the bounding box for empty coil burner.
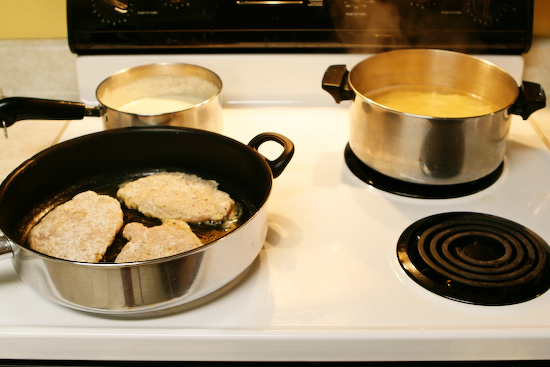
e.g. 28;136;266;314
397;212;550;305
344;144;503;199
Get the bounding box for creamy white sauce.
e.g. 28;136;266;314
368;85;500;118
117;96;204;115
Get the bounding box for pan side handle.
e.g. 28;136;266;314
0;97;100;128
0;234;15;261
248;133;295;178
322;65;354;104
508;81;546;120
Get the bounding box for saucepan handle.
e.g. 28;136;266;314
248;133;295;178
0;97;101;128
508;81;546;120
0;234;15;261
322;65;355;104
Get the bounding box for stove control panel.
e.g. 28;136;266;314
67;0;534;54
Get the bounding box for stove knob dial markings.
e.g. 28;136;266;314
164;0;190;10
92;0;132;25
466;0;509;26
342;0;374;17
409;0;437;10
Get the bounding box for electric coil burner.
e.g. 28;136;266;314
397;212;550;305
344;144;504;199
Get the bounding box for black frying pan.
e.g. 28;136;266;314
0;127;293;314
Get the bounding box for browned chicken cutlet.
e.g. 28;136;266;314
115;219;203;263
28;191;124;263
116;172;235;223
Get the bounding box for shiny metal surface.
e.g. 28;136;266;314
347;49;519;185
0;234;14;261
10;205;267;315
97;63;223;133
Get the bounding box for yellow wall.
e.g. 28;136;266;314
0;0;548;39
0;0;67;38
533;0;550;36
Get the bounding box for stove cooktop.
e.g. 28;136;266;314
1;54;550;362
2;109;550;361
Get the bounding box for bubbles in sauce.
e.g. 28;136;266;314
117;95;205;115
368;85;500;118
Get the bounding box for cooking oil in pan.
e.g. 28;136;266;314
20;171;254;264
97;175;250;263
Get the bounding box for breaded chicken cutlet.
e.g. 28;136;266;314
28;191;124;263
115;219;203;263
116;172;235;223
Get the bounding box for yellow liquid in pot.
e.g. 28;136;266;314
368;86;500;118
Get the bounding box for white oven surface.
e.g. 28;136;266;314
1;54;550;362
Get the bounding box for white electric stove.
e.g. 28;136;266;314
1;53;550;364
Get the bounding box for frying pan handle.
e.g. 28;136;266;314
322;65;355;103
508;81;546;120
0;235;15;261
0;97;101;128
248;133;294;178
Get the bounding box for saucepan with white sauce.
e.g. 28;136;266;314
322;49;546;185
0;63;223;134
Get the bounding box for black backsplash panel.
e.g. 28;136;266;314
67;0;533;55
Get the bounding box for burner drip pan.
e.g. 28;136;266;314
397;212;550;305
344;144;503;199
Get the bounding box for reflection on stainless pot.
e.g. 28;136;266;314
97;63;223;132
322;49;546;185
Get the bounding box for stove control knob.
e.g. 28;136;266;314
467;0;509;26
92;0;132;25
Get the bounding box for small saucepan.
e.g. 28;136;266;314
322;49;546;185
0;127;294;314
0;63;223;134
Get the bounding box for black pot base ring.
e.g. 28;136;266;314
344;144;503;199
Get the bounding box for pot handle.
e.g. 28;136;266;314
0;234;15;261
0;97;101;129
508;81;546;120
248;133;295;178
322;65;355;103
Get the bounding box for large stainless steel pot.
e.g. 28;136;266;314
0;127;293;314
0;63;223;134
323;49;546;185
